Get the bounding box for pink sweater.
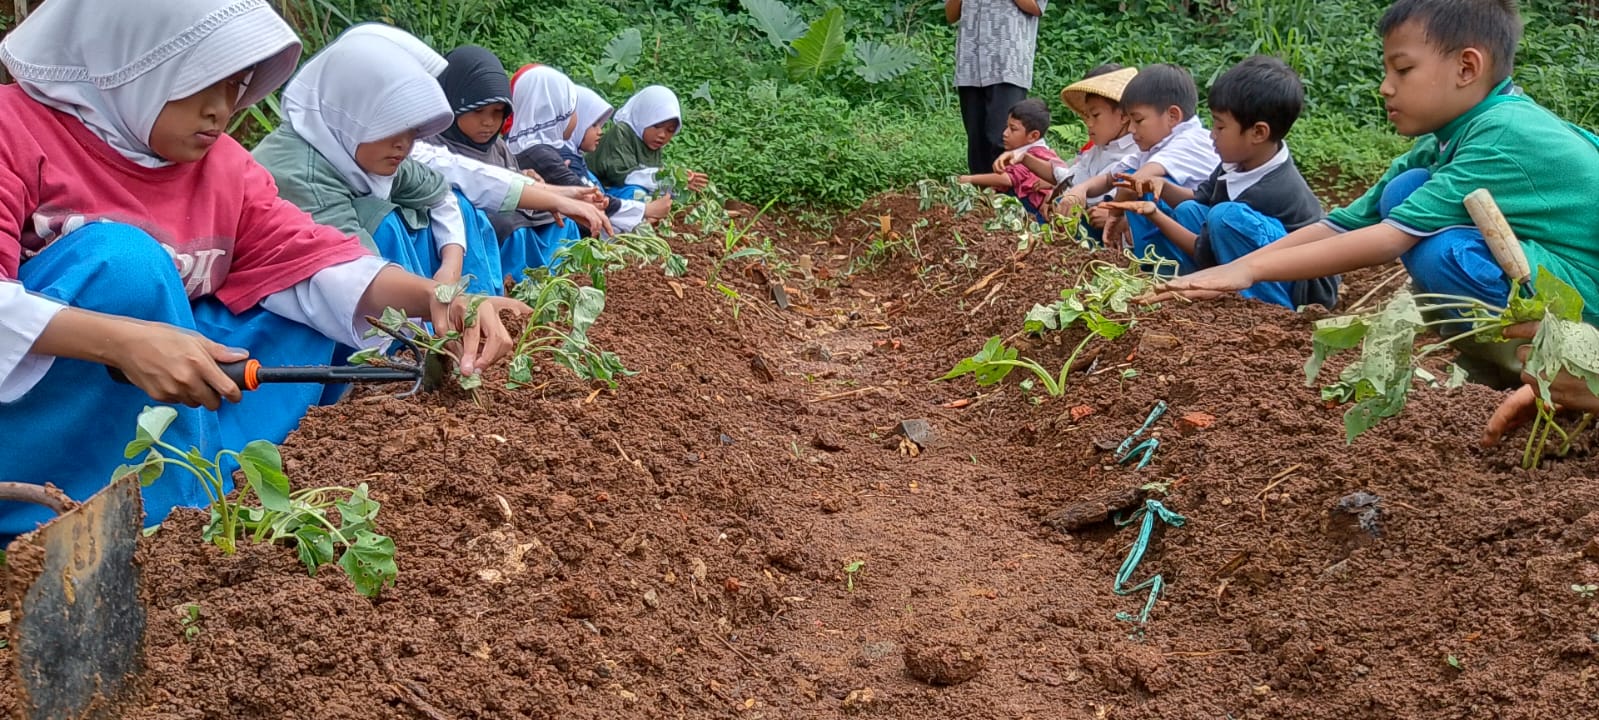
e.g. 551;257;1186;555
0;84;369;312
1003;145;1063;210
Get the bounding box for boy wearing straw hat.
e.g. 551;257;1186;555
1000;64;1140;234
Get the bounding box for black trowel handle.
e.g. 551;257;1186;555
107;359;419;391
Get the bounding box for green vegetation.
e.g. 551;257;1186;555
48;0;1590;205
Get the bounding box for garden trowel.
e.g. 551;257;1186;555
1;473;146;720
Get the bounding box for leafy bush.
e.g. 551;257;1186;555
248;0;1599;206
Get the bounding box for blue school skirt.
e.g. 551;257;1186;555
370;190;504;296
499;220;583;282
0;223;347;539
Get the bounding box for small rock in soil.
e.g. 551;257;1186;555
841;688;878;712
801;343;834;362
719;433;735;446
1335;491;1384;537
860;641;900;663
1139;332;1181;353
1320;559;1352;583
903;640;985;686
896;419;936;449
1045;486;1146;533
812;430;846;452
1582;536;1599;559
1017;669;1064;686
750;354;778;382
1175;411;1216;435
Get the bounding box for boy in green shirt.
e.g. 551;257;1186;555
1149;0;1599;374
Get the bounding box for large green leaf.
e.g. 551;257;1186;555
785;7;846;82
742;0;806;51
852;40;920;83
294;525;335;574
239;440;291;513
1304;314;1370;385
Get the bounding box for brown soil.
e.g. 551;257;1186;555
6;192;1599;719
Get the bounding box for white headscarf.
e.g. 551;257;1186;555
281;32;453;200
569;86;614;154
614;85;681;139
338;23;447;77
0;0;301;167
505;66;578;155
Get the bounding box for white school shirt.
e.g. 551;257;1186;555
411;140;532;215
1113;116;1220;190
1213;142;1292;200
1055;133;1139;203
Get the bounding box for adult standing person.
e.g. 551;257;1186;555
947;0;1046;175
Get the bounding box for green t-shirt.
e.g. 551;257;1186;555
1326;81;1599;322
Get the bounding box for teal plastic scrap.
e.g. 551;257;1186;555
1112;499;1186;626
1116;401;1167;469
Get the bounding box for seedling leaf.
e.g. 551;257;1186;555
239;440;291;513
294;525;335;574
339;530;399;598
125;406;178;458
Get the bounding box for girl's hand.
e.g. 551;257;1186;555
1088;204;1114;229
558;197;615;237
1102;212;1130;251
686;171;709;192
114;322;247;410
436;295;531;376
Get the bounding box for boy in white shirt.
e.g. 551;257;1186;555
1049;64;1220;250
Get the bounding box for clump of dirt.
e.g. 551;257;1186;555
5;190;1599;720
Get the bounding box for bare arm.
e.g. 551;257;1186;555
1013;0;1042;16
959;172;1015;190
1018;153;1064;183
945;0;962;23
1241;223;1414;282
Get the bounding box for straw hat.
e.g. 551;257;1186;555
1061;67;1139;120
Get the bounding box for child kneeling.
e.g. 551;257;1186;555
1105;56;1336;309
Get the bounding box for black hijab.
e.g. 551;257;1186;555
436;45;512;152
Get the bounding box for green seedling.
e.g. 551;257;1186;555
714;282;743;321
1573;584;1598;599
1445;654;1463;670
347;278;485;392
843;560;866;592
943;250;1171;396
506;271;634;389
1307;273;1599;467
553;227;687;291
116;406;397;597
180;604;201;641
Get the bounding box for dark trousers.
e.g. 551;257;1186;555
959;82;1029;175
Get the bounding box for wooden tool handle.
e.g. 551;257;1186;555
1463;188;1533;284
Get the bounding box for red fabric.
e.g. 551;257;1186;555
0;84;369;313
1003;145;1065;209
1080;140;1095;153
501;63;541;136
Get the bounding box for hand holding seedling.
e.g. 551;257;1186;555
1483;322;1599;446
1113;173;1164;201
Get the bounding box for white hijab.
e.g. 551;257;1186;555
569;86;614;154
0;0;301;168
614;85;681;139
338;23;447;77
281;32;453;200
505;66;578;155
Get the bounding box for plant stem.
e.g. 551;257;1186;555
1415;321;1515;356
1559;413;1593;456
1054;333;1098;396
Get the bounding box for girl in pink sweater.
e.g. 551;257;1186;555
0;0;526;538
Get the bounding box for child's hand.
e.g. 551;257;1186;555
1137;262;1255;304
1088;204;1114;229
686;171;709;192
1101;200;1158;217
644;195;673;221
114;323;247;410
436;295;532;377
1482;322;1599;446
1113;173;1164;200
558;197;615;237
992;149;1025;173
1052;188;1087;211
522;169;546;183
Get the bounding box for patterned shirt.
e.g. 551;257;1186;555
954;0;1046;89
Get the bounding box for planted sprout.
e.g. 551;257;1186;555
843;560;866;592
941;249;1174;396
1307;273;1599;467
115;406;397;597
